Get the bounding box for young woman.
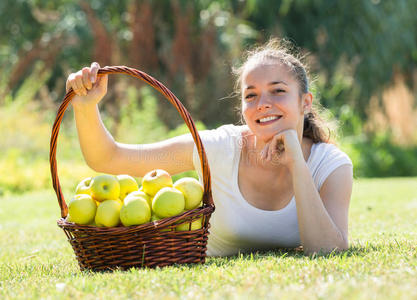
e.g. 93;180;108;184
66;39;353;256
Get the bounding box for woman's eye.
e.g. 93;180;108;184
245;94;256;100
274;89;285;93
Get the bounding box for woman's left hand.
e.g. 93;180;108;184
260;129;305;170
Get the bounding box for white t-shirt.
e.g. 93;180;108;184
192;124;353;256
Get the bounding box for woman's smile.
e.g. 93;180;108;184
256;115;283;125
241;63;306;143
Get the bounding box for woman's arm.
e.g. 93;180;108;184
67;63;195;177
291;160;353;254
73;103;117;171
262;129;353;255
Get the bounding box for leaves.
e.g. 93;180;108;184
1;0;416;129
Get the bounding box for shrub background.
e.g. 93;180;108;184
1;0;417;195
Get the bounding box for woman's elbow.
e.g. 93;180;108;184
85;159;110;174
84;147;117;174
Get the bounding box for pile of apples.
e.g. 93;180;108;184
66;169;204;231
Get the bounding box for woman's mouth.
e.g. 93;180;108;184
256;115;282;126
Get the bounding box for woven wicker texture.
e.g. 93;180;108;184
50;66;215;271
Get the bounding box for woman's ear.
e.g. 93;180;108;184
302;92;313;114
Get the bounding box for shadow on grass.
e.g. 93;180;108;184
76;244;386;274
200;244;385;267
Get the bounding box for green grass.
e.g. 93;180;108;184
1;178;416;299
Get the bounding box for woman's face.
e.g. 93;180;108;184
241;62;310;143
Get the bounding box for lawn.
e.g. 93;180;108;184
0;177;416;299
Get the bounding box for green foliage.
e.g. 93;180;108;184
243;0;417;117
0;0;41;53
0;80;202;194
343;133;417;178
116;86;168;144
335;104;363;138
336;101;417;178
0;0;416;196
4;0;416;126
166;122;207;139
1;178;416;299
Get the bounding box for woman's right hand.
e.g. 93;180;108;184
66;62;108;107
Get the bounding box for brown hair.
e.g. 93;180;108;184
233;38;338;144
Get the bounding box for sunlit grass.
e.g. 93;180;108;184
0;178;416;299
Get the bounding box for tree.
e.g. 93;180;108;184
2;0;416;132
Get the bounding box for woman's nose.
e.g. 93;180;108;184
257;94;272;110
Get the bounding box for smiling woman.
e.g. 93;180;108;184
66;37;353;256
233;39;337;145
190;38;353;255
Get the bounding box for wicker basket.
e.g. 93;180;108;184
50;66;215;271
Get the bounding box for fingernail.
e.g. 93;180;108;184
91;76;95;84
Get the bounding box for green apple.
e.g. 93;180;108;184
152;187;185;218
120;196;151;226
176;217;203;231
68;194;97;225
95;200;122;227
75;177;93;195
125;190;152;207
90;174;120;202
142;169;173;196
173;177;204;210
117;174;139;200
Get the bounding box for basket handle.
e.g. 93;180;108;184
50;66;214;218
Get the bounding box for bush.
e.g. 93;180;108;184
341;132;417;178
0;84;202;195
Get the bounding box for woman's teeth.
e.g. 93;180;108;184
258;116;279;123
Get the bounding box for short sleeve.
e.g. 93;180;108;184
311;143;353;191
192;124;240;184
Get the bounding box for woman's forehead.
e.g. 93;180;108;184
242;62;294;86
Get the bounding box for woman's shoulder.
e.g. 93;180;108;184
309;141;353;190
193;123;246;157
311;142;352;163
214;123;248;136
192;124;244;180
198;123;247;144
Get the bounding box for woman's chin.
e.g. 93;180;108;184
247;123;282;143
253;132;275;144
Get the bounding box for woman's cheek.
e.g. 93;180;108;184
241;103;252;122
281;116;298;130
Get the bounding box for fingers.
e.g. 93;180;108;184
261;134;285;162
276;140;285;154
90;62;100;84
270;135;280;157
260;143;270;161
272;135;286;157
82;67;92;90
66;62;101;96
73;73;87;96
66;72;86;96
